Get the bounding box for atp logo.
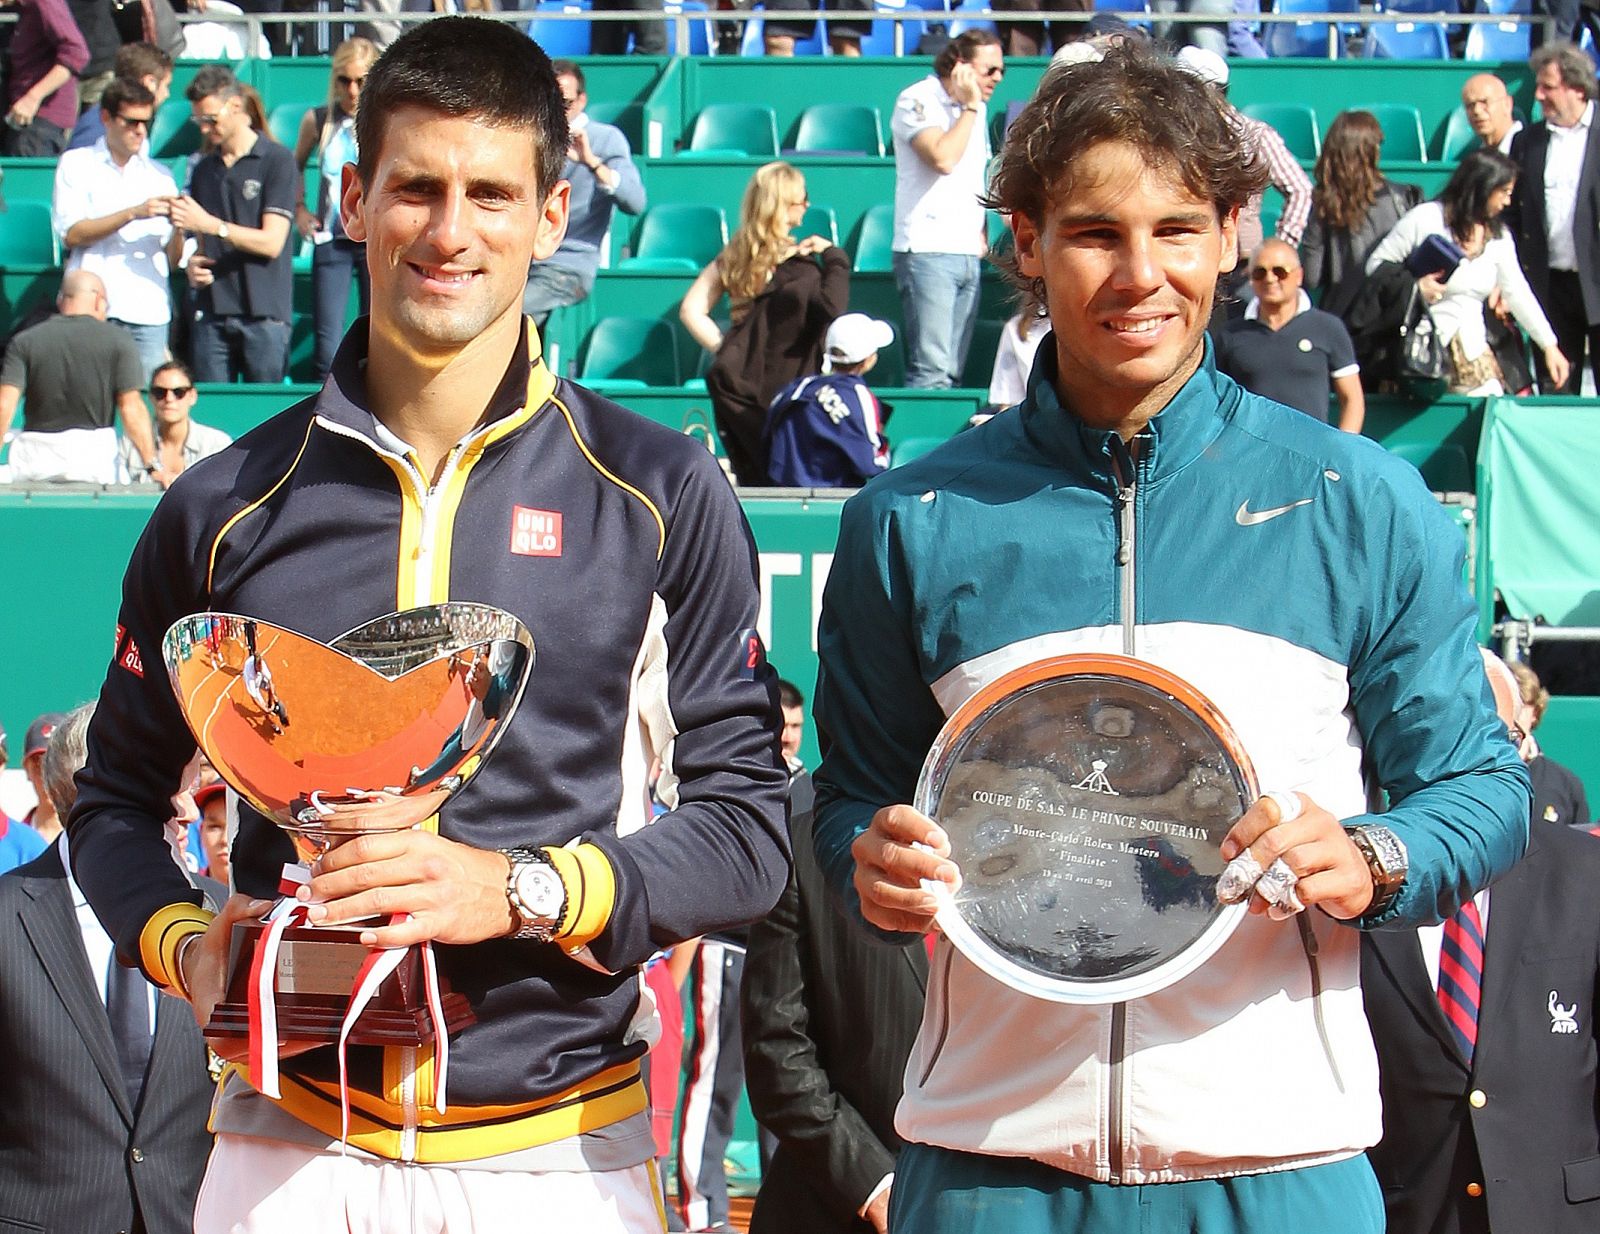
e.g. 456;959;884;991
1550;990;1580;1035
510;506;562;557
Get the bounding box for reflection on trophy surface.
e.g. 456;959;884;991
918;654;1257;1003
162;604;534;1047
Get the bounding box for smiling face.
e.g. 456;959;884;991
1013;140;1236;432
341;106;569;357
1248;239;1303;316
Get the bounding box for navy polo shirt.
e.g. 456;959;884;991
189;133;298;323
1213;295;1360;422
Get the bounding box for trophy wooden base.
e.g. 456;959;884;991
204;921;477;1047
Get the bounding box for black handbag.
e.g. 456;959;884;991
1396;285;1446;390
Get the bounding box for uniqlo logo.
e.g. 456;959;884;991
510;506;563;557
119;637;144;678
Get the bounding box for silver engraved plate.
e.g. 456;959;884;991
914;653;1259;1004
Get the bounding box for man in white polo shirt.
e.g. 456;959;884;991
890;31;1003;389
51;76;178;383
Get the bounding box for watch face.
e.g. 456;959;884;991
516;865;564;920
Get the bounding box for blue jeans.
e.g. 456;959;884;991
191;315;291;384
522;263;589;326
311;237;369;380
894;251;981;389
110;319;171;384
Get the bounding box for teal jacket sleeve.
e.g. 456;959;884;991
1344;470;1530;929
812;486;946;945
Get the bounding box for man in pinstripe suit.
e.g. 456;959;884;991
0;704;220;1234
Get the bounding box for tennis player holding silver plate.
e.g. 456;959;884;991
914;652;1308;1003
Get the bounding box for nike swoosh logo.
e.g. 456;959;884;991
1235;499;1313;526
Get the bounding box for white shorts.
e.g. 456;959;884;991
193;1133;669;1234
7;427;120;484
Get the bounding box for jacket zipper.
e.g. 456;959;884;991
1106;435;1141;1181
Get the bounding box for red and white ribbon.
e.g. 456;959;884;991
247;863;313;1099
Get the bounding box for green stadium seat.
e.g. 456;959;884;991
1355;103;1428;162
1389;441;1472;492
685;104;780;158
851;203;895;274
149;99;200;159
619;203;727;272
796;203;839;246
267;102;311;151
1437;106;1479;162
1241;103;1321;160
890;435;946;468
578;316;682;386
0;201;58;266
793;104;884;157
586;101;644;155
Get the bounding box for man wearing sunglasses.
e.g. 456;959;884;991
168;65;297;385
118;361;232;484
1213;239;1365;433
52;76;179;384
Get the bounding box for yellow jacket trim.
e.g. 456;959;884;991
206;418;316;597
550;393;667;560
234;1060;646;1164
139;901;216;992
544;842;617;951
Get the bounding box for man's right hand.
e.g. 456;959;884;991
187;254;215;288
948;62;982;107
851;804;959;934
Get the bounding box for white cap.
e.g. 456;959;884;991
825;313;895;367
1176;45;1230;87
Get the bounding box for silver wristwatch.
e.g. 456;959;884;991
502;846;567;942
1349;824;1408;916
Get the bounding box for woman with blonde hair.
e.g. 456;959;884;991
1301;110;1420;320
681;161;849;484
293;37;379;378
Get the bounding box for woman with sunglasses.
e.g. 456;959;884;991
119;360;231;484
293;37;379;380
1367;147;1570;395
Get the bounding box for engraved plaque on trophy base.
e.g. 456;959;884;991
204;921;477;1047
916;653;1259;1004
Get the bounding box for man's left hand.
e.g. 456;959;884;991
302;830;515;948
1220;792;1374;920
570;128;594;167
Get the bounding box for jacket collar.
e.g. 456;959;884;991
1018;332;1238;486
312;316;544;448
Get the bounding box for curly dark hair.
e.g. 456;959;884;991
1313;110;1385;232
983;41;1268;301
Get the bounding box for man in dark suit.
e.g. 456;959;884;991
0;703;219;1234
1509;42;1600;394
741;801;928;1234
1362;651;1600;1234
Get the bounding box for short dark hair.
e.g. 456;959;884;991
186;64;241;104
935;29;1002;79
112;41;172;84
778;679;804;710
152;358;194;386
1530;41;1599;100
356;17;568;197
101;77;156;117
552;59;585;92
985;42;1267;297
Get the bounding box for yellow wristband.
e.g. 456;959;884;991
138;902;216;993
541;843;617;951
